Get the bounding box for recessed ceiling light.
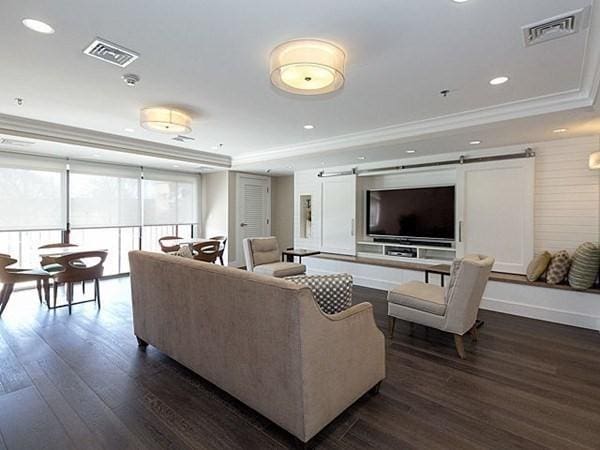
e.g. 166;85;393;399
489;76;509;86
452;0;470;3
124;128;135;133
470;140;482;145
173;164;179;168
357;156;366;160
553;128;568;133
287;165;293;169
22;19;55;34
406;150;416;154
303;124;315;130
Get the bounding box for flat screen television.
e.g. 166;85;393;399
366;186;455;242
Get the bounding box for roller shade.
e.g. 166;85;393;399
0;154;67;231
143;170;198;225
69;162;142;228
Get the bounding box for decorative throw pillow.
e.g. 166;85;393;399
526;251;552;282
285;273;353;314
175;245;193;259
568;242;600;290
546;250;571;285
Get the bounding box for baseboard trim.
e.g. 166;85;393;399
481;296;600;331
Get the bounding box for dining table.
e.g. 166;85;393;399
38;246;109;258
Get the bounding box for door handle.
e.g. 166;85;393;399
351;218;355;237
458;221;463;243
240;222;248;227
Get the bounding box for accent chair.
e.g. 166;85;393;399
387;254;494;359
243;237;305;277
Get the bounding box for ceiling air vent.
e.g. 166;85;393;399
0;138;34;147
523;7;590;47
83;38;139;67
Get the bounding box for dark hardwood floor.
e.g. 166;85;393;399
0;278;599;449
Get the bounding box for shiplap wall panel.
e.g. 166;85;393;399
534;136;600;254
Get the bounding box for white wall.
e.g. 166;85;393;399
201;171;229;256
271;175;294;250
534;136;600;254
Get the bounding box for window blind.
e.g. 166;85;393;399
0;154;67;231
69;162;142;228
143;170;198;225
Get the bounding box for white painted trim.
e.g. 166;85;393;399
0;113;231;168
232;89;589;166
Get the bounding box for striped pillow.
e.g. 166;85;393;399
568;243;600;290
546;250;571;285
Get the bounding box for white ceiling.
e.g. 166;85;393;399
1;0;599;172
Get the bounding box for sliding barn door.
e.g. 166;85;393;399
456;158;534;274
321;175;356;255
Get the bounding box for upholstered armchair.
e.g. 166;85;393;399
387;254;494;359
243;237;305;277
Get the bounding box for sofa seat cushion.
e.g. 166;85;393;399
387;281;447;316
254;262;306;278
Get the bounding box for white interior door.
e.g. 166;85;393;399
321;175;356;255
236;174;271;263
456;158;534;274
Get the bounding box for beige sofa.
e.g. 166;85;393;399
129;251;385;443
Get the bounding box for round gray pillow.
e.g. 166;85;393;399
568;242;600;290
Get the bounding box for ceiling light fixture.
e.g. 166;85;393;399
470;140;482;145
124;127;135;133
357;156;366;160
303;124;315;130
452;0;470;3
140;107;192;134
22;19;55;34
553;128;568;133
122;74;140;86
406;150;416;154
270;39;346;95
489;76;509;86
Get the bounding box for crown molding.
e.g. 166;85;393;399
233;88;591;166
0;113;231;168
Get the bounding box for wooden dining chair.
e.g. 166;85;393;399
192;241;220;263
37;243;82;305
51;251;107;314
159;236;183;253
209;236;228;265
0;254;50;317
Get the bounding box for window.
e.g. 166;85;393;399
0;155;66;231
143;170;198;226
70;163;142;228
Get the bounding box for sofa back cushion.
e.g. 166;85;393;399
250;237;280;266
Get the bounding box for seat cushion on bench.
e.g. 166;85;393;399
387;281;447;316
254;262;306;278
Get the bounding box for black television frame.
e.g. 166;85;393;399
366;185;456;244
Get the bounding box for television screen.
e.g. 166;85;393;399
367;186;455;240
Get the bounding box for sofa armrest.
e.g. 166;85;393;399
298;294;386;441
325;302;373;321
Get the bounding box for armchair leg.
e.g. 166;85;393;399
453;334;466;359
468;325;479;342
388;316;396;339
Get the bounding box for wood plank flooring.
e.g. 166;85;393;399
0;278;599;449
